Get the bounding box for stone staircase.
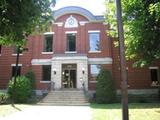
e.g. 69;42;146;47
38;90;90;106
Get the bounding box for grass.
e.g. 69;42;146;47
0;104;30;118
91;103;160;120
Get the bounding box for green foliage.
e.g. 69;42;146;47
0;92;9;104
96;69;116;103
0;0;55;46
25;70;36;89
106;0;160;67
8;76;32;103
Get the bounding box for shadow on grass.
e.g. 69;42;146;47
11;104;22;111
90;103;160;109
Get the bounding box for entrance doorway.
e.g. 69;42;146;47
62;64;77;88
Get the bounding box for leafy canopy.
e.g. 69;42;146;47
0;0;55;46
106;0;160;67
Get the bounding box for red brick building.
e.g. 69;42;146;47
0;6;159;95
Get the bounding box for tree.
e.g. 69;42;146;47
0;0;55;104
96;69;116;103
0;0;55;46
106;0;160;67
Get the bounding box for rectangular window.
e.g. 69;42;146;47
66;33;76;51
89;32;100;52
42;65;51;81
43;34;53;52
150;67;159;86
12;66;21;77
90;64;101;77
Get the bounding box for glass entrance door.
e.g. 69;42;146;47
62;64;76;88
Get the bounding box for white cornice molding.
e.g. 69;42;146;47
79;21;88;26
31;59;51;65
88;57;112;64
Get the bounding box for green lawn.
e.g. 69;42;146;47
0;104;30;118
91;103;160;120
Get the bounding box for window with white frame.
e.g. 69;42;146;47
66;33;76;52
43;34;53;52
90;64;101;77
89;32;100;52
42;65;51;81
149;67;159;86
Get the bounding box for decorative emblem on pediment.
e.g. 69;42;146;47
65;15;78;28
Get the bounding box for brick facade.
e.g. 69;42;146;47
0;6;159;94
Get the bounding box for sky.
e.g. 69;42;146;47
53;0;106;15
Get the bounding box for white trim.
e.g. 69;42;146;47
11;64;22;66
88;57;112;64
12;54;23;56
88;30;100;33
79;21;88;26
89;81;97;83
31;59;51;65
52;56;87;60
41;52;53;54
54;22;63;27
65;51;77;54
88;51;101;53
149;67;159;69
65;31;77;34
44;32;55;35
40;81;51;83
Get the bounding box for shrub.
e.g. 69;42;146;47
8;76;32;103
0;92;9;104
96;69;116;103
25;69;36;89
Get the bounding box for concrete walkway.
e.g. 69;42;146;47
1;106;92;120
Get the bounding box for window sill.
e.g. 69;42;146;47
88;51;101;53
40;81;51;83
41;52;53;54
12;54;23;56
65;51;77;54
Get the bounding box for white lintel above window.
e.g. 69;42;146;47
43;32;55;35
88;30;100;33
149;67;159;69
65;31;77;34
11;64;22;66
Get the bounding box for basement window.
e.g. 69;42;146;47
149;67;159;86
43;34;53;52
42;65;51;81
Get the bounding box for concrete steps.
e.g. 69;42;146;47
38;90;90;106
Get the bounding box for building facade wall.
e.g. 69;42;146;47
0;6;159;95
